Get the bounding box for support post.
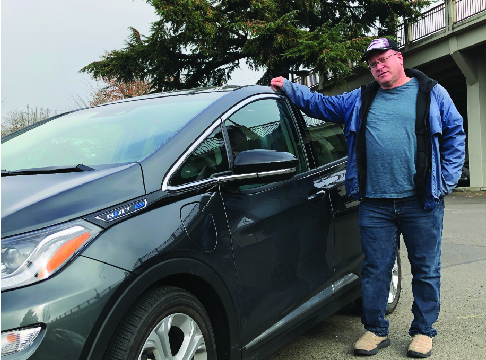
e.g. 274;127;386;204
445;0;457;33
465;50;486;188
404;19;413;48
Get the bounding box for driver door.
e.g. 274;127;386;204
219;95;335;352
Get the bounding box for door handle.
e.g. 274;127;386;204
308;190;327;202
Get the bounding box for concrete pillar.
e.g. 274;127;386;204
404;19;413;48
465;50;486;187
445;0;457;33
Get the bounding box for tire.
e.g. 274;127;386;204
354;248;402;315
386;248;401;314
103;286;217;360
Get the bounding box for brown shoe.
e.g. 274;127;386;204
407;334;432;358
354;331;390;356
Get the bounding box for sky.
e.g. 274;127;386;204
1;0;264;119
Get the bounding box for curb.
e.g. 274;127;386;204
452;187;486;192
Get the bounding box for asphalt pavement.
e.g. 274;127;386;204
265;190;486;360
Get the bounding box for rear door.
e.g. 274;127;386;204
302;115;363;287
219;95;336;352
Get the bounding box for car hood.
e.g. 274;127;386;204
1;163;146;238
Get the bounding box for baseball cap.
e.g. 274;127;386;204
361;38;399;62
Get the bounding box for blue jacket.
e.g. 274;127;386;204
281;69;466;210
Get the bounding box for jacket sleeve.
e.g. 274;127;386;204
281;79;359;125
435;85;466;195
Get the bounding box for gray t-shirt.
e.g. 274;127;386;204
365;77;419;198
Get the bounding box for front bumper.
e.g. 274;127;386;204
1;256;130;360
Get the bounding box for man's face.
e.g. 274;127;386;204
368;49;404;88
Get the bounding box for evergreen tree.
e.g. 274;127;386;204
80;0;426;91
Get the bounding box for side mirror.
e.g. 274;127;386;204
233;149;298;174
219;149;298;185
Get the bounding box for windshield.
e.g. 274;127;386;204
2;92;226;171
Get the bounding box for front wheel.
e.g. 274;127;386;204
103;286;217;360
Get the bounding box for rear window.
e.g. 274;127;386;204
302;114;348;167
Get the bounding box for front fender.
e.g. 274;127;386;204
82;257;240;360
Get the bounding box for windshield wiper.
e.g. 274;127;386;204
1;164;95;177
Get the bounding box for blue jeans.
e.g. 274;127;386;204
359;195;444;338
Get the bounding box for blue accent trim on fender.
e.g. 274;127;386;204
94;199;147;222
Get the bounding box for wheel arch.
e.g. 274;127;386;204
82;258;240;360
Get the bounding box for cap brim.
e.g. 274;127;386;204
361;47;395;62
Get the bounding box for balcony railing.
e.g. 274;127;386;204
456;0;486;21
397;0;486;47
397;3;446;46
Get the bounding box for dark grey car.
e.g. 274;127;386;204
1;85;400;360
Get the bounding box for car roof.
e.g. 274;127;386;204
90;85;243;107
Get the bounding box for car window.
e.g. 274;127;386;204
169;126;229;186
302;114;347;167
1;92;225;171
224;99;305;173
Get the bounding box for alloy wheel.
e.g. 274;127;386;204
139;312;207;360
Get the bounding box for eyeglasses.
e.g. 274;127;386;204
368;52;399;69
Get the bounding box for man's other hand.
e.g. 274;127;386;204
270;77;285;91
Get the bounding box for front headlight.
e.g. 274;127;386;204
1;220;102;291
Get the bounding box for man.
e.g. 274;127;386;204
270;38;465;358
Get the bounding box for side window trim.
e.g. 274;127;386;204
220;94;282;122
222;95;309;172
162;119;223;191
162;94;280;192
162;93;306;192
221;94;287;164
286;102;319;169
282;97;310;172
